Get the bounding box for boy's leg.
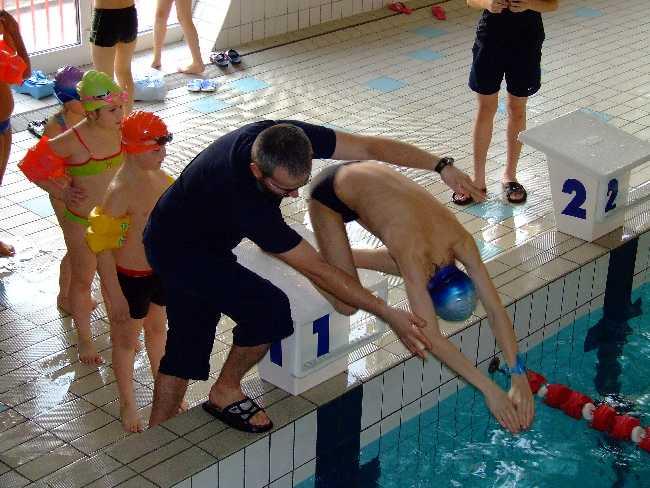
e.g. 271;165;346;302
176;0;204;74
503;93;528;201
111;317;144;432
307;199;361;315
90;44;117;79
152;0;174;69
114;41;137;115
352;248;401;275
0;128;14;256
472;92;499;191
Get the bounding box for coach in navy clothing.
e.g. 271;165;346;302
144;120;484;431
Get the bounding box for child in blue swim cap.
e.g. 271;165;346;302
308;160;534;435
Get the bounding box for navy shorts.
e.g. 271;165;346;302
468;39;543;98
147;249;294;381
89;6;138;47
116;268;166;320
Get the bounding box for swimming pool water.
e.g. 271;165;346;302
299;282;650;488
358;284;650;488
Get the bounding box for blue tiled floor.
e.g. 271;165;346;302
575;7;603;18
229;77;270;92
365;76;407;92
462;199;528;223
412;26;447;39
580;108;612;122
20;195;54;218
189;97;230;113
405;49;444;62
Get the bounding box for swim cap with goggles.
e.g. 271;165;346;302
121;111;172;154
76;70;126;112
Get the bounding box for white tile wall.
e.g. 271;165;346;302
292;459;315;486
245;437;270;488
198;0;386;49
381;363;404;418
270;424;294;482
219;450;245;488
361;375;382;429
293;412;317;469
192;462;219;488
576;261;596;307
421;356;441;394
402;357;423;406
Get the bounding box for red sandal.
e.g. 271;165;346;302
388;2;412;14
432;5;447;20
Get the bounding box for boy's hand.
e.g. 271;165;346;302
484;384;522;433
508;0;531;12
487;0;508;13
508;374;535;429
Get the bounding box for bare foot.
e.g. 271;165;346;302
78;339;104;366
151;60;162;70
178;62;205;75
0;241;15;257
120;403;144;433
178;400;189;414
209;387;271;429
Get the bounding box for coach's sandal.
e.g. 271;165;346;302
451;187;487;206
202;397;273;433
502;181;527;204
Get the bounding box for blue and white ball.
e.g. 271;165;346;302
427;265;477;322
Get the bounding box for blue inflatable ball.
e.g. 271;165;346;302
427;265;477;322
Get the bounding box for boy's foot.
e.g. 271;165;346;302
178;400;189;413
120;403;144;433
151;60;162;70
178;62;205;75
0;241;15;257
78;339;104;366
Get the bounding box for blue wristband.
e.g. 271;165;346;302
503;354;526;376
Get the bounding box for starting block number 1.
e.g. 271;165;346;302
561;177;619;220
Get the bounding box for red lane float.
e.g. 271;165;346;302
527;369;648;453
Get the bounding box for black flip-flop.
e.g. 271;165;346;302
451;188;486;206
502;181;527;204
202;397;273;433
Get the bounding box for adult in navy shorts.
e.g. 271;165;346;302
453;0;558;206
145;120;485;432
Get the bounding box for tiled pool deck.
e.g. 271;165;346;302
1;0;650;486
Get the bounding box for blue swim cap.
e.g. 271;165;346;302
427;265;477;322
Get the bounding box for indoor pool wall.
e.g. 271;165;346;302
158;229;650;487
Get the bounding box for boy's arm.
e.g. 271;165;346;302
0;11;31;78
509;0;559;13
453;236;535;429
94;182;131;324
467;0;508;12
400;263;523;433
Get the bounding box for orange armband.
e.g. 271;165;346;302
17;137;66;182
0;40;27;85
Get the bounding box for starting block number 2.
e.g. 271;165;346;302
561;178;619;220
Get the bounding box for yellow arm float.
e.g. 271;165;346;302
85;207;130;253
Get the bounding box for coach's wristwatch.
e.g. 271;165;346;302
434;156;454;174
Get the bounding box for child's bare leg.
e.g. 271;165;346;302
111;316;144;432
0;130;14;257
63;222;103;365
143;304;187;410
472;92;499;190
